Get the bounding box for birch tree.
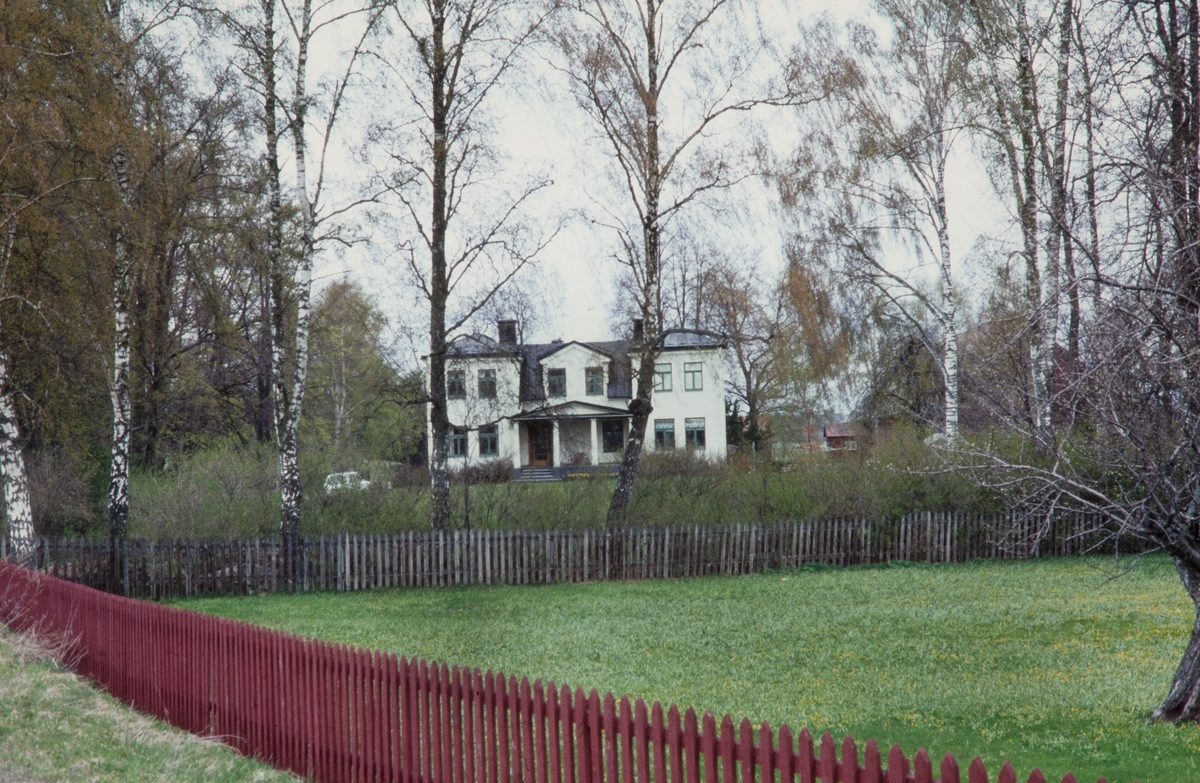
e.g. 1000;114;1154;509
0;226;34;562
950;0;1200;723
102;0;138;539
0;0;108;560
208;0;384;546
374;0;554;530
967;0;1061;452
553;0;824;520
808;0;970;439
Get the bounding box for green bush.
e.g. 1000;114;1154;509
124;426;997;538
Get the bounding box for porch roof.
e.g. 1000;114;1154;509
511;400;633;421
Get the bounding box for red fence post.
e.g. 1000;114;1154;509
0;564;1112;783
777;725;794;783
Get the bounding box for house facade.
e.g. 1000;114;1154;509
428;321;727;476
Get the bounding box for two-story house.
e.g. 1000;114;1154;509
429;320;727;478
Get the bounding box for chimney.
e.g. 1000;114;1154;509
498;320;518;346
632;318;644;343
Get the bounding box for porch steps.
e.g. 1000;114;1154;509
514;467;559;483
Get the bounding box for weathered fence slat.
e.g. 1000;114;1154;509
11;510;1120;600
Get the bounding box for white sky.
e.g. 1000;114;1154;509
288;0;1005;360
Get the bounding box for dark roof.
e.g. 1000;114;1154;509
823;422;857;439
445;329;722;401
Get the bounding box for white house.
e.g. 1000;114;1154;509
429;320;727;477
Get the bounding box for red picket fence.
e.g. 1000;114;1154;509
0;561;1119;783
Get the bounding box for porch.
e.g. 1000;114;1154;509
511;401;632;477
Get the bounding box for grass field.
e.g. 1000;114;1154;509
0;627;298;783
174;555;1200;783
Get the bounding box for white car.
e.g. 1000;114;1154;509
323;471;371;494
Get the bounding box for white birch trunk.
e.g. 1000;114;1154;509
934;150;958;439
107;140;134;538
0;225;35;562
0;374;34;563
273;0;315;540
104;0;134;538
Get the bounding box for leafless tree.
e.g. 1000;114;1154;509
966;0;1081;453
203;0;386;551
951;0;1200;723
796;0;971;440
372;0;556;529
551;0;827;521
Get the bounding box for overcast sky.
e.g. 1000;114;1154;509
288;0;1005;361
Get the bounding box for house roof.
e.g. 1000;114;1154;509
444;328;723;402
823;421;857;439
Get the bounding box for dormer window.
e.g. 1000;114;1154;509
447;369;466;399
478;368;497;398
585;366;604;395
547;368;566;397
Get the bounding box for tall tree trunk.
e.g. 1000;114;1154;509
251;0;278;446
274;0;315;545
1015;0;1053;454
934;151;958;439
107;154;134;539
1044;0;1072;400
105;0;134;538
429;0;452;530
0;228;34;564
1074;6;1102;314
608;0;660;523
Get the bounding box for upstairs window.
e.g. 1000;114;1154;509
448;427;468;457
685;418;706;450
447;370;466;399
684;362;703;391
547;368;567;397
602;420;625;453
653;363;672;392
478;368;497;398
585;366;604;396
478;425;498;456
654;419;675;450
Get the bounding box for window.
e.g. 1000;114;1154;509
653;363;672;392
478;369;497;398
602;420;625;453
547;368;566;397
585;366;604;396
447;369;466;399
448;427;468;457
684;362;703;391
478;425;498;456
685;418;706;450
654;419;675;450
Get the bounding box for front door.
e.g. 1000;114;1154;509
529;423;553;467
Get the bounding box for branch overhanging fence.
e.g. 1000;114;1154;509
0;562;1120;783
0;510;1131;599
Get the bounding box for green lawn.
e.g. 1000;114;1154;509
173;556;1200;783
0;627;298;783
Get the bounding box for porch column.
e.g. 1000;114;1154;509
590;418;599;466
552;419;561;468
511;422;521;470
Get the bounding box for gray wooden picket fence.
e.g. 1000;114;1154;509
0;510;1124;600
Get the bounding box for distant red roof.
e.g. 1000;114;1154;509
823;422;856;439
